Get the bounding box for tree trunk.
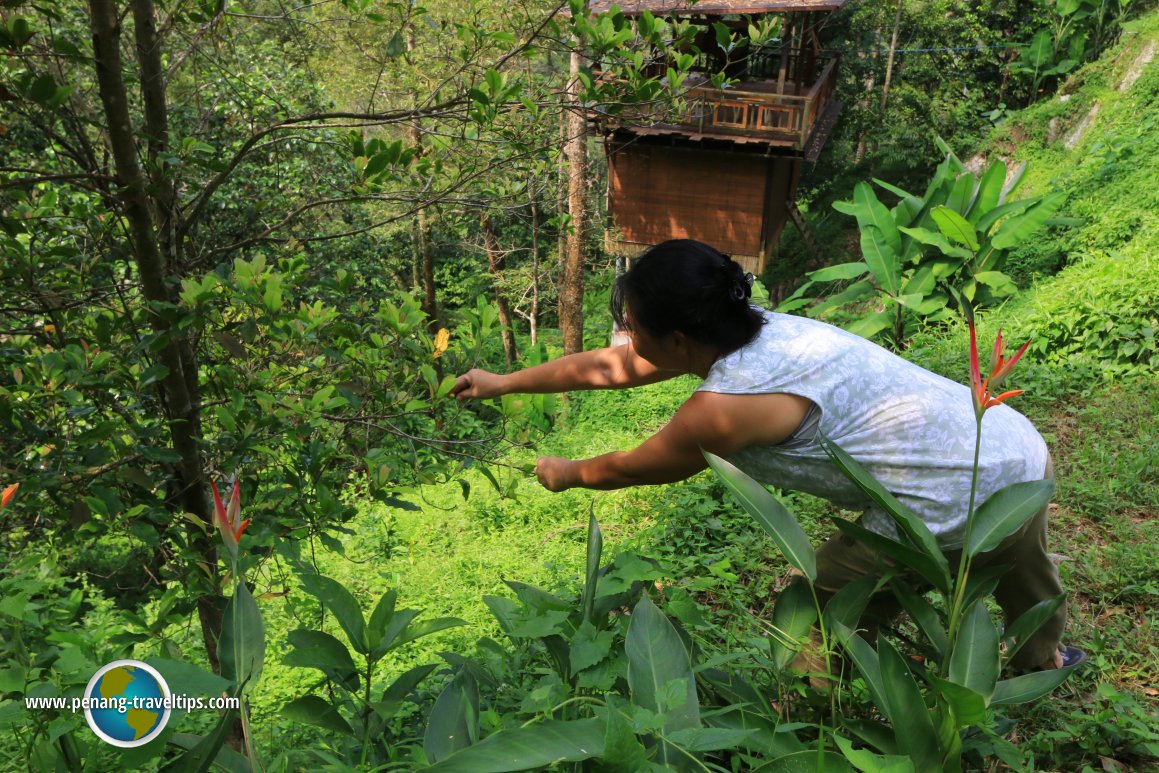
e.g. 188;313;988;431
89;0;222;673
560;47;588;355
880;0;905;112
854;26;882;165
481;215;519;365
529;194;540;347
408;123;439;332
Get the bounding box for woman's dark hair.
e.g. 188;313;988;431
611;239;765;354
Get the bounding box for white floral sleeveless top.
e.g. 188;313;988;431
697;310;1049;549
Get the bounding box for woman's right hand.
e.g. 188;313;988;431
450;369;505;401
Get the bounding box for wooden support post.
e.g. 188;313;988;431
776;13;792;96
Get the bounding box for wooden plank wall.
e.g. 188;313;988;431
607;143;767;261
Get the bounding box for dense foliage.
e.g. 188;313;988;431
1;0;1157;770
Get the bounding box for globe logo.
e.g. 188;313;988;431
83;660;172;747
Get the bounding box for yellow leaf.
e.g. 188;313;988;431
433;328;450;358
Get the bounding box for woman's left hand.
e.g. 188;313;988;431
535;456;574;492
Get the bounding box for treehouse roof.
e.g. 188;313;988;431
576;0;848;17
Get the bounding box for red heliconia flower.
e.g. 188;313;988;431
1;483;17;508
969;318;1029;418
211;479;250;555
989;328;1031;390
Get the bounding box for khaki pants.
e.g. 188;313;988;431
806;457;1065;670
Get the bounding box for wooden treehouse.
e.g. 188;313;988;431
591;0;847;275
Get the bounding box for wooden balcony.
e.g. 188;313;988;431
596;54;841;159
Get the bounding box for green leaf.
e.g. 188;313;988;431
298;573;367;654
424;669;479;763
1024;30;1054;68
751;750;854;772
664;586;706;628
282;695;353;735
948;601;1000;701
967;161;1007;224
975;197;1037;236
146;660;231;701
943;173;976;217
484;595;519;636
767;580;818;671
159;710;237;773
930;206;980;251
505;580;571;612
385;31;405;57
844;311;894;341
484;68;503;95
901;265;939;297
600;700;650;771
29;75;58;103
569;620;614;673
139;364;170;388
219;583;264;690
967;480;1053;557
872;178;915;199
855;182;902;267
839;719;898;757
702;704;806;758
372;608;420;656
959;563;1009;613
819;437;950;591
810;280;875;316
390;616;466;652
897;226;973;259
375;663;438;719
424;718;605;772
1001;594;1066;665
823;575;879;633
626;596;699;767
990;667;1074;706
666;726;755;752
929;677;988;725
807;262;869;282
367;588;399;652
832;623;887;717
894;293;931;311
284;628;356;670
859;228;901;295
165;731;250;773
991;191;1066;250
833;734;915;773
877;636;940;770
705;453;816;582
581;511;602;625
888;581;947;655
973;271;1018;296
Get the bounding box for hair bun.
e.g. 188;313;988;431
718;258;754;303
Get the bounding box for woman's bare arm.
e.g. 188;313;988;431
535;391;814;491
451;344;677;400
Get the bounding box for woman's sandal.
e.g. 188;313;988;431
1058;644;1088;669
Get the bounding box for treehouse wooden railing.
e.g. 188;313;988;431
598;54;839;151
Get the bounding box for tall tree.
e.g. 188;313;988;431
481;214;520;364
560;28;589;355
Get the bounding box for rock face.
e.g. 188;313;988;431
1120;40;1156;92
1064;103;1101;149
